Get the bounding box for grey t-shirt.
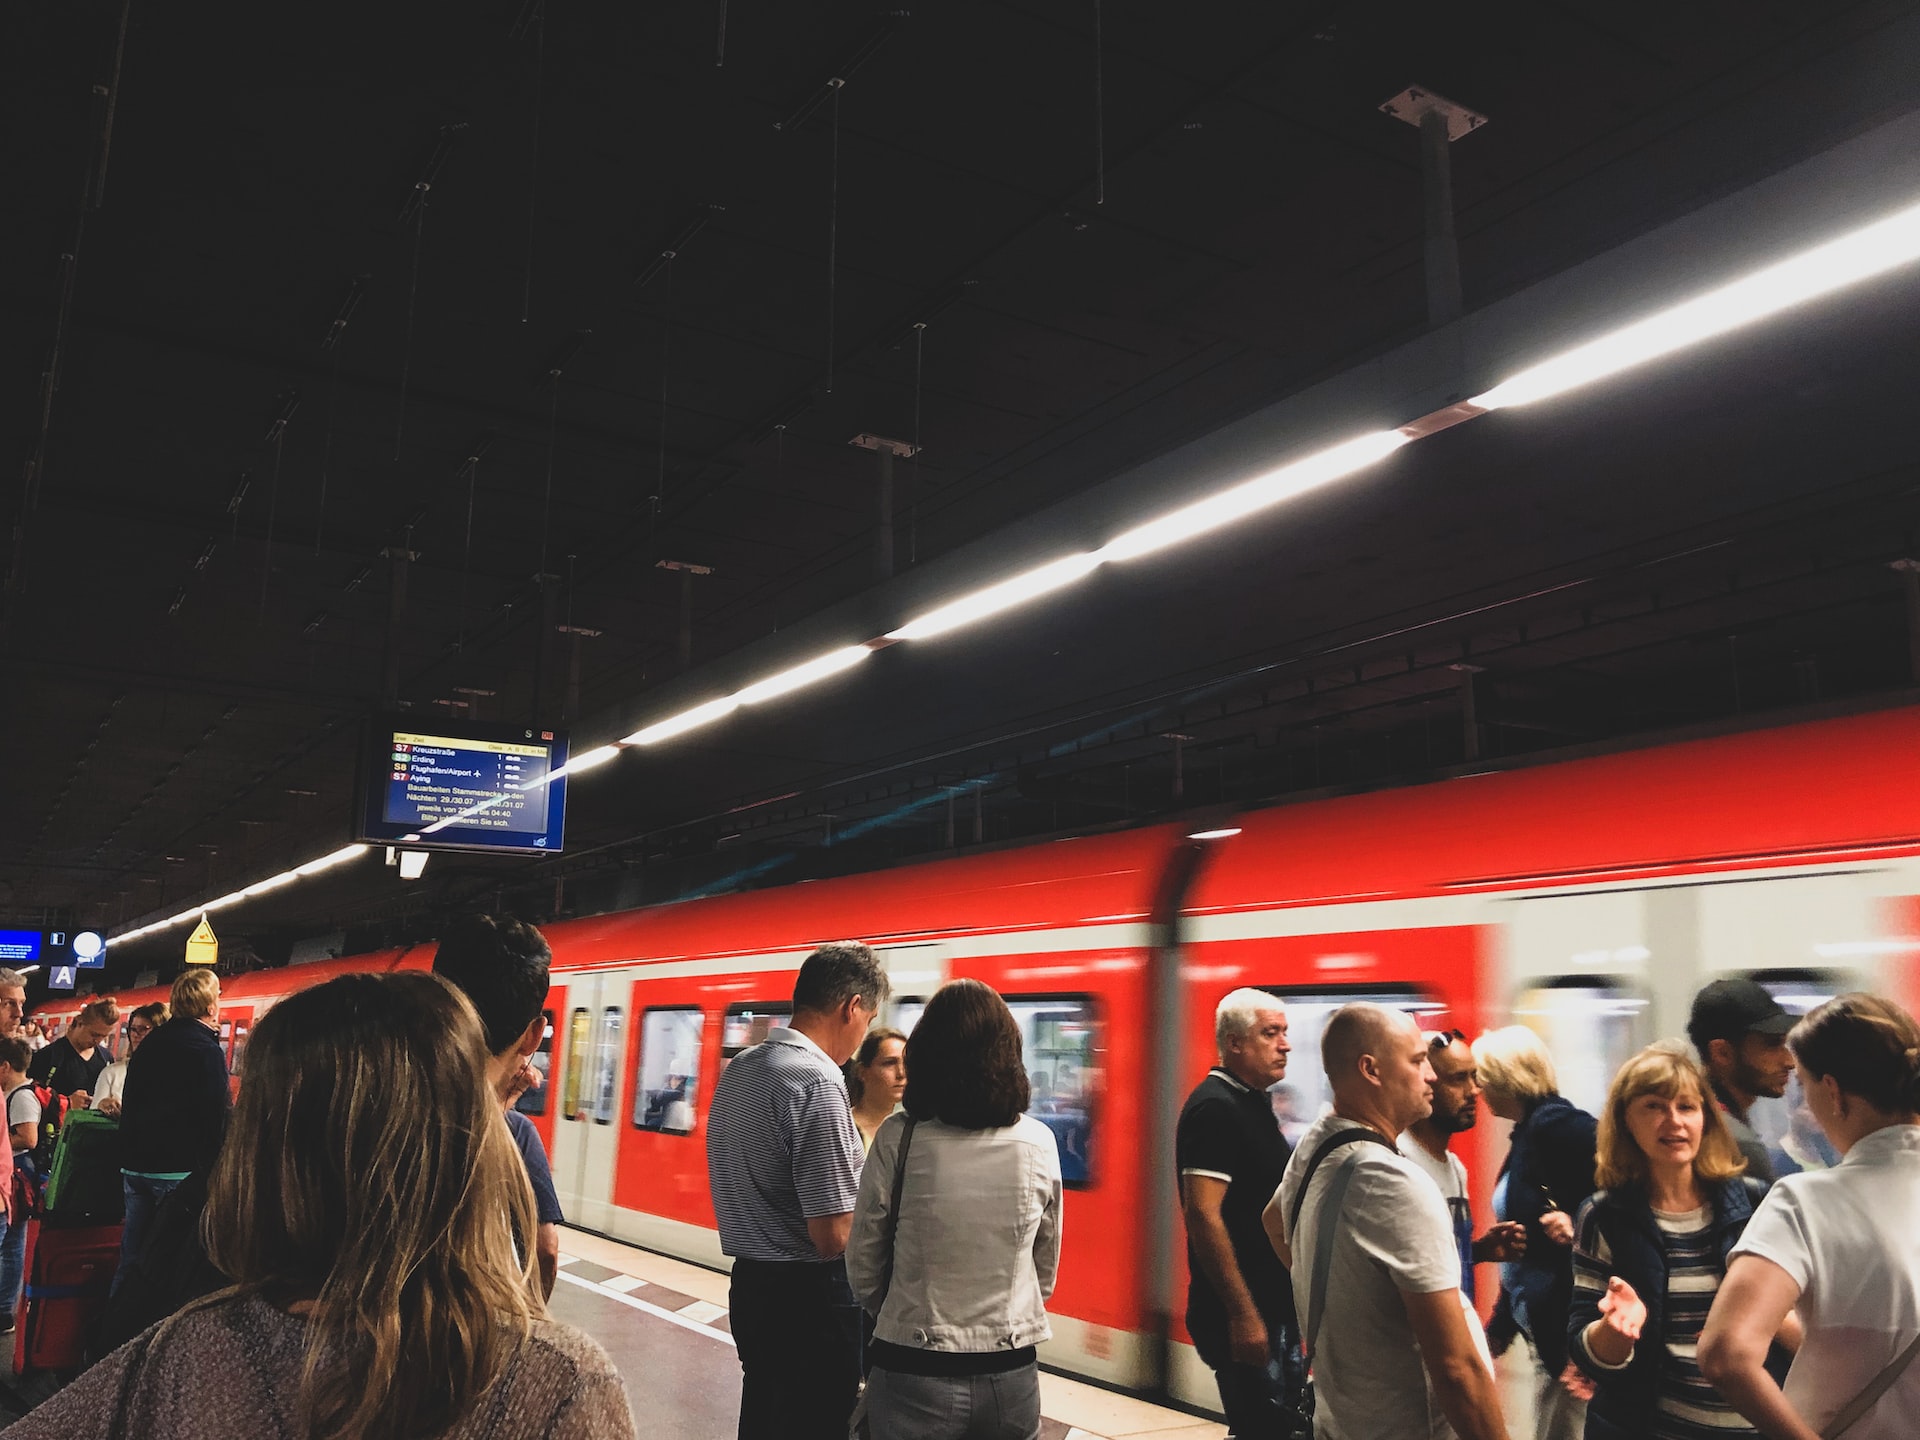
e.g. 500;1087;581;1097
1277;1111;1465;1440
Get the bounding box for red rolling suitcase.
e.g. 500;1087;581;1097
12;1220;121;1375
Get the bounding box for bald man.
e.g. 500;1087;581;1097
1265;1005;1508;1440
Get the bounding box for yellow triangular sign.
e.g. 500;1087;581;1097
185;914;219;967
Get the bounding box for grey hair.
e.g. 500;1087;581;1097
1215;987;1283;1056
792;941;892;1017
0;970;25;993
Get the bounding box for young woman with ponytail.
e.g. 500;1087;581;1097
1699;993;1920;1440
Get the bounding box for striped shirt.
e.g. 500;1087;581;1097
1573;1204;1756;1439
705;1027;864;1263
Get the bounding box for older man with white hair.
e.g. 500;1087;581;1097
1176;986;1299;1435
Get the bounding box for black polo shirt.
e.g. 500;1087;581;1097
1176;1066;1296;1354
27;1035;108;1100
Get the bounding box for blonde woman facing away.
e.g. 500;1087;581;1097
0;971;634;1440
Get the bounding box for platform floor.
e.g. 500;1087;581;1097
553;1227;1227;1440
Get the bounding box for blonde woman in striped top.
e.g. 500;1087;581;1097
1564;1042;1798;1440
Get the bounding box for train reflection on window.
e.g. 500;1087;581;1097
1255;989;1447;1149
720;1005;791;1077
563;1008;590;1120
515;1010;555;1119
1007;997;1098;1188
1748;971;1845;1176
1511;980;1647;1118
590;1008;624;1125
635;1008;704;1135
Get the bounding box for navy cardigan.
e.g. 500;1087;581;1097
1565;1177;1788;1440
1490;1093;1598;1375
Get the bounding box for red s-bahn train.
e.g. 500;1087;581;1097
48;705;1920;1412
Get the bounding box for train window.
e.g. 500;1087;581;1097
1007;997;1099;1188
514;1010;556;1118
1746;971;1846;1177
633;1008;705;1134
721;1005;791;1076
890;1000;927;1034
590;1009;624;1125
230;1018;251;1077
1511;978;1647;1117
1253;988;1449;1149
562;1008;590;1120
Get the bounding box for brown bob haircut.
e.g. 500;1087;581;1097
902;979;1030;1130
1789;992;1920;1114
1595;1041;1745;1190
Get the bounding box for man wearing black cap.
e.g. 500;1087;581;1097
1687;977;1796;1185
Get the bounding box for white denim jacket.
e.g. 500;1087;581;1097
846;1111;1063;1353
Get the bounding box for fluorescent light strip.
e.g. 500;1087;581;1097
107;844;371;946
1100;431;1410;562
623;695;741;746
734;646;871;705
886;554;1103;642
1473;197;1920;411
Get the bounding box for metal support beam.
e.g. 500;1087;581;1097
558;624;603;723
1380;86;1485;328
850;434;916;582
1451;662;1486;760
656;559;713;672
1893;559;1920;682
379;546;419;707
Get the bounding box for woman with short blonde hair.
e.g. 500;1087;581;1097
3;972;635;1440
1566;1043;1790;1438
168;968;219;1022
1475;1024;1598;1440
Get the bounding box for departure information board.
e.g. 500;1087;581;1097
354;716;569;854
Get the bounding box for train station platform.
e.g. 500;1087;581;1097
552;1228;1227;1440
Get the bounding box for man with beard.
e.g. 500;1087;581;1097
1687;978;1795;1185
1400;1029;1527;1304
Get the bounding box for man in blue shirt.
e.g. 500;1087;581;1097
707;941;890;1440
433;914;562;1297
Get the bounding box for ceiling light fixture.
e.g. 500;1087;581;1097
1101;431;1410;563
106;843;371;947
1471;197;1920;411
1187;827;1244;841
622;695;741;746
734;645;873;705
885;554;1103;642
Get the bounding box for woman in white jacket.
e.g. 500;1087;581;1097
847;979;1063;1440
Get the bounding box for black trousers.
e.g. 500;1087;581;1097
1195;1319;1304;1440
729;1256;863;1440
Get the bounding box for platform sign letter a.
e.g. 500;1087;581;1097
185;915;218;967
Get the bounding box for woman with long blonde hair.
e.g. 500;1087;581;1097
0;971;633;1440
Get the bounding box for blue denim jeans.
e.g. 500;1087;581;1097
114;1174;182;1294
0;1202;25;1322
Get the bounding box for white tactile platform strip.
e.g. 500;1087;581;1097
556;1227;1226;1440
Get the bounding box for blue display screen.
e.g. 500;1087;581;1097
356;718;569;855
0;932;39;964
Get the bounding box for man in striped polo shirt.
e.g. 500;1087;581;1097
707;941;891;1440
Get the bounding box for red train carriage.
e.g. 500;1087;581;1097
46;705;1920;1410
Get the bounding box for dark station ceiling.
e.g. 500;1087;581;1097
8;0;1920;992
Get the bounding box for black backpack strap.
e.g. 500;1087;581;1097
1287;1126;1398;1236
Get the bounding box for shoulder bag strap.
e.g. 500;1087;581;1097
872;1117;917;1315
1823;1329;1920;1440
1286;1128;1397;1361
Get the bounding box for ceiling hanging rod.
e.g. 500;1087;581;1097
771;18;900;133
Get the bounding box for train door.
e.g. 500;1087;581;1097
550;970;635;1230
876;942;948;1033
512;1007;558;1156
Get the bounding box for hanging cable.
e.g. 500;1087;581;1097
394;183;429;459
522;0;547;324
1092;0;1106;205
825;78;844;393
657;252;674;510
540;371;560;581
715;0;728;67
457;444;482;654
910;321;926;565
259;392;299;625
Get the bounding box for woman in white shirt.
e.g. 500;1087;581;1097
847;980;1062;1440
93;1001;168;1116
1700;992;1920;1440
